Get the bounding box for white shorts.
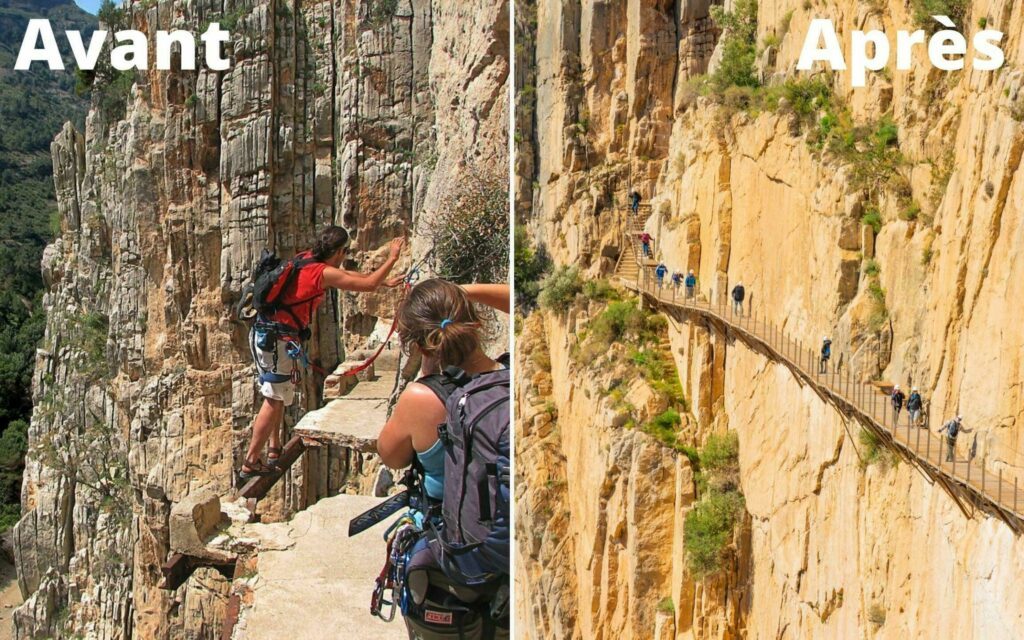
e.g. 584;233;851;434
249;327;296;406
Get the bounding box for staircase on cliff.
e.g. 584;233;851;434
614;203;653;285
614;257;1024;534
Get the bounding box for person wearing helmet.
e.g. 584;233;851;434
891;385;906;424
907;387;924;427
819;336;832;374
685;269;697;299
938;415;969;462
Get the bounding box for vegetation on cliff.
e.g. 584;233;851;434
0;0;93;531
683;432;746;577
515;224;550;308
539;273;692;450
425;165;510;284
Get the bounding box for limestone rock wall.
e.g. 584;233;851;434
520;0;1024;636
516;310;750;640
16;0;508;638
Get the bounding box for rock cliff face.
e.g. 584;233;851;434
519;0;1024;637
15;0;507;637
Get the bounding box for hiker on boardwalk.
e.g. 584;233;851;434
819;337;832;374
671;270;683;291
938;415;969;462
891;385;906;424
655;262;668;288
731;282;745;316
639;231;652;258
685;269;697;299
907;387;924;427
630;190;641;215
376;280;510;639
238;227;405;481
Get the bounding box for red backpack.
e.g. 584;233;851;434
235;249;318;337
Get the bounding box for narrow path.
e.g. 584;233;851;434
614;216;1024;533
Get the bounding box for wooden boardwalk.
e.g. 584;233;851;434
615;217;1024;533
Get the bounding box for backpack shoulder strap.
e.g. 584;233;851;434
417;373;460;405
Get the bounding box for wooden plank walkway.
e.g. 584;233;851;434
616;228;1024;533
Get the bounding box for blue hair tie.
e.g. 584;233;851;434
440;319;453;329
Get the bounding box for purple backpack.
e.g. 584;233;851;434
418;354;511;585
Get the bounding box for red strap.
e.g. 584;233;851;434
339;316;399;377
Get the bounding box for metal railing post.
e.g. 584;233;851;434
967;450;972;484
927;428;932;463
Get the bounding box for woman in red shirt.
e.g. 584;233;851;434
241;226;405;480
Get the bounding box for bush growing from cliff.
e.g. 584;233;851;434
684;488;745;577
684;431;745;577
425;165;509;284
645;409;682;448
515;225;551;308
538;265;583;312
709;0;759;93
582;279;618;303
912;0;968;31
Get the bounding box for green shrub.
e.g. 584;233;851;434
516;226;551;308
657;597;675;614
589;299;647;347
859;427;896;468
859;427;881;463
862;209;882;234
912;0;968;31
699;431;740;472
538;265;583;312
369;0;399;24
863;259;880;277
709;0;760;92
582;279;618;302
900;201;921;221
684;489;746;577
425;165;509;284
644;409;682;448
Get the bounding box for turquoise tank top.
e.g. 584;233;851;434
416;439;446;500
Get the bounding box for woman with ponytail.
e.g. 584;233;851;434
377;279;508;497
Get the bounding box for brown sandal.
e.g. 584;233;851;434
267;446;283;467
239;459;274;481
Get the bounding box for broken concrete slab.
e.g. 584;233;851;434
293;397;389;452
169;491;231;560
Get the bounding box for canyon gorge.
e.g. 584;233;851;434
516;0;1024;637
13;0;508;637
